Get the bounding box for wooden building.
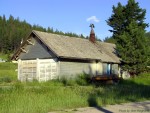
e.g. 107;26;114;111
12;26;120;82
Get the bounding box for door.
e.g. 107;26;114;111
38;59;57;81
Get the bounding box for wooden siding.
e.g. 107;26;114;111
18;59;58;82
102;63;108;75
59;61;103;78
18;58;119;82
18;59;37;81
19;36;56;60
37;59;58;81
112;64;119;75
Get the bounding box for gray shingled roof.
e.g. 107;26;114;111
33;30;120;63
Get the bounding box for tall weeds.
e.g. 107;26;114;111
0;62;149;113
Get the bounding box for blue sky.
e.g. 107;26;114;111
0;0;150;40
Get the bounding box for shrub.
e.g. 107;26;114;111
75;74;90;86
59;77;68;86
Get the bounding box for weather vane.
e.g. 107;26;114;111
89;24;95;29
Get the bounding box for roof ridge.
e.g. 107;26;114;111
32;30;91;41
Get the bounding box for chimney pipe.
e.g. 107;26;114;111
89;24;95;43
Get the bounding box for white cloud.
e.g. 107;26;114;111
86;16;100;23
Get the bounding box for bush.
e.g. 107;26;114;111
75;74;90;86
59;77;68;86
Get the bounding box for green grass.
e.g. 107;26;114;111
0;53;8;61
129;73;150;85
0;62;17;83
0;80;149;113
0;62;150;113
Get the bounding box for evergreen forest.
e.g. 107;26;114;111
0;15;86;54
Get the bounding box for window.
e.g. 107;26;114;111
107;63;112;75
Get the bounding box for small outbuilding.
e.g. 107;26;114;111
12;26;120;82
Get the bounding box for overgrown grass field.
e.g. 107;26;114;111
0;62;150;113
0;62;17;83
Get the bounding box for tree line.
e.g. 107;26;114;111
0;15;86;54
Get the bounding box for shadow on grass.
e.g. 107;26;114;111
118;79;150;101
88;94;113;113
87;79;150;112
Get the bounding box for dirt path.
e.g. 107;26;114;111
49;101;150;113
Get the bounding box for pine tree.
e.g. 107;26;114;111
103;36;116;44
145;32;150;66
107;0;149;74
0;15;88;54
